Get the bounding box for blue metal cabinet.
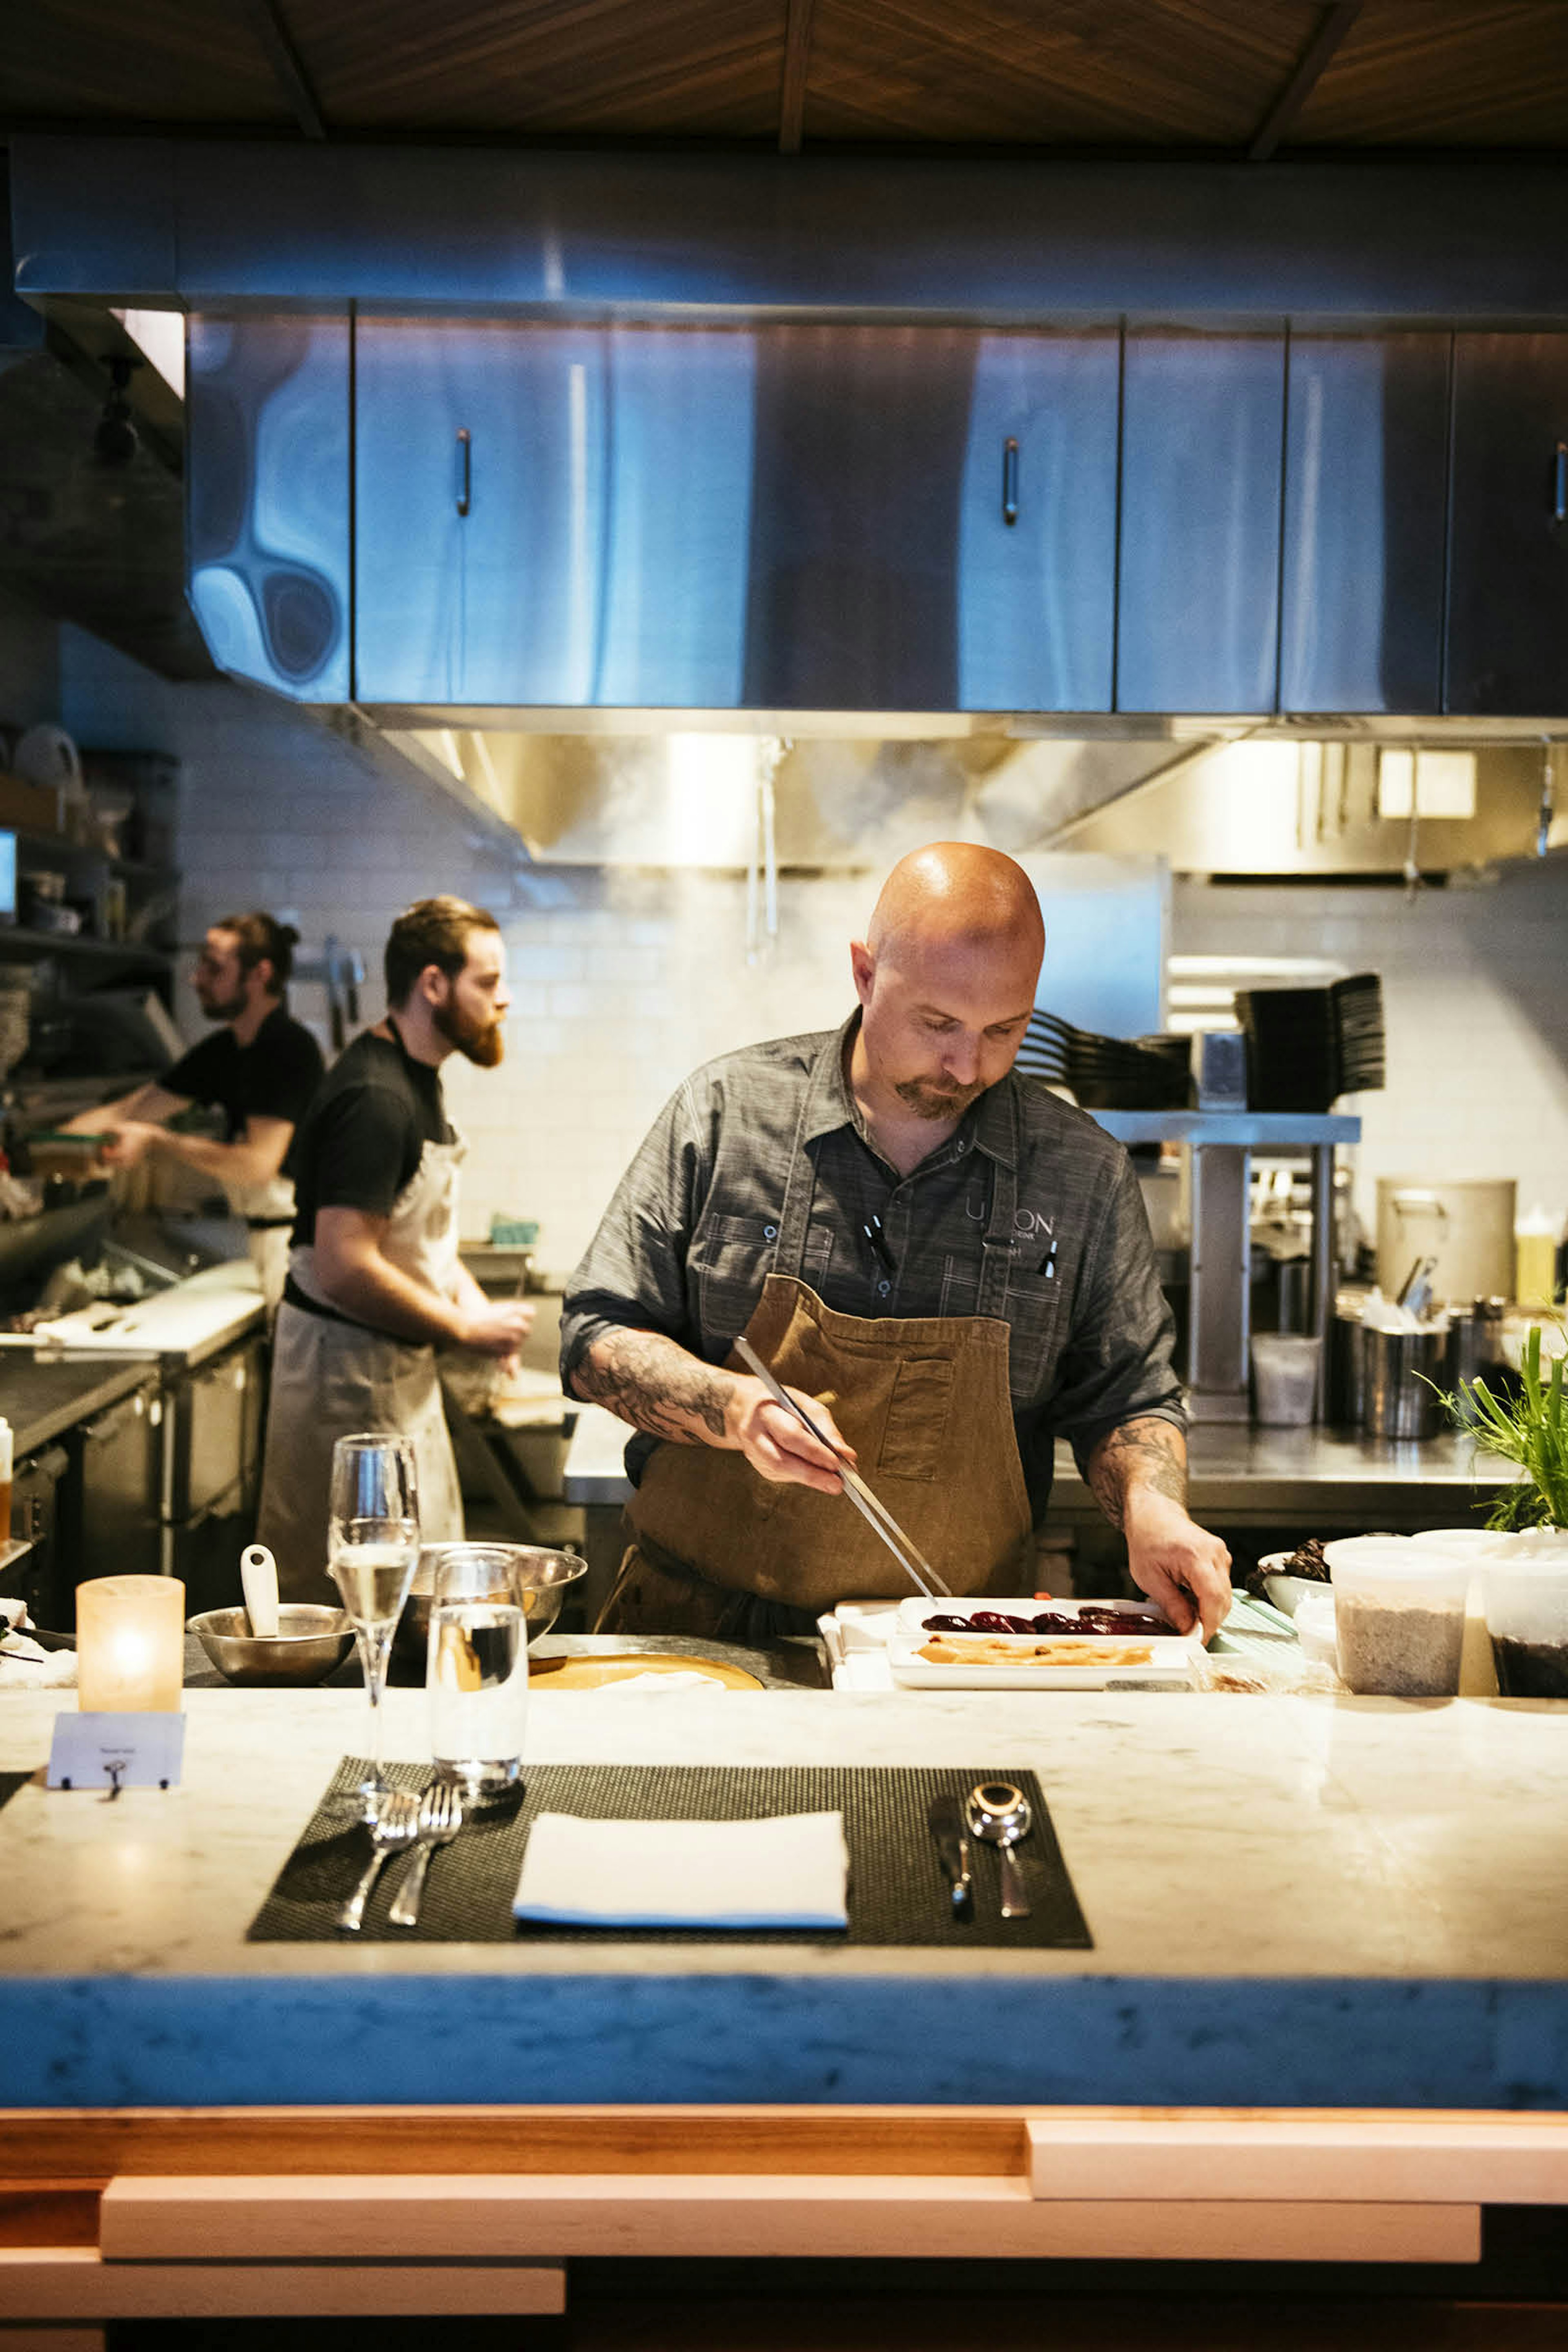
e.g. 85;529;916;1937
593;325;757;709
1117;330;1285;715
1447;333;1568;714
741;325;1118;713
1281;333;1451;715
354;319;759;709
958;330;1119;713
354;318;610;705
186;314;350;700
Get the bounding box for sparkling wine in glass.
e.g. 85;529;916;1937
328;1432;419;1822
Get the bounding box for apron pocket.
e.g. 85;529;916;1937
877;1355;955;1481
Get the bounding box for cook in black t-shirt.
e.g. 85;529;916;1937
60;915;325;1313
287;1025;452;1247
63;915;324;1217
162;1006;326;1191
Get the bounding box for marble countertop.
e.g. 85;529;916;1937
2;1679;1566;2111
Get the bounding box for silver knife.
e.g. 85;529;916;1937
927;1792;973;1918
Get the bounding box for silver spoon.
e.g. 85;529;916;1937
965;1781;1033;1920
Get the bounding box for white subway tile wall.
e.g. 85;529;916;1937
1172;875;1568;1243
57;628;1568;1274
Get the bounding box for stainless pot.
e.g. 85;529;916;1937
1362;1324;1452;1440
393;1543;587;1659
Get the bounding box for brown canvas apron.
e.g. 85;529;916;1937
601;1085;1034;1635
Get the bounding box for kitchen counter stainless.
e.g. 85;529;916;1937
0;1354;154;1458
1047;1424;1523;1530
1;1679;1567;2111
28;1262;266;1371
563;1401;1521;1528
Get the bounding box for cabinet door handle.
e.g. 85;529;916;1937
456;426;472;518
1555;441;1567;528
1002;437;1020;527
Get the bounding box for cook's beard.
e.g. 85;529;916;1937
198;987;246;1023
894;1075;984;1120
434;999;505;1067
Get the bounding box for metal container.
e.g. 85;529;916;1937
1362;1324;1452;1440
1376;1178;1516;1309
1328;1308;1372;1427
394;1543;587;1661
188;1603;353;1687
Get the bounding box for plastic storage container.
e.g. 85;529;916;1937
1330;1549;1470;1697
1483;1557;1568;1696
1251;1333;1322;1425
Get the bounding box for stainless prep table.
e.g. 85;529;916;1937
564;1402;1523;1541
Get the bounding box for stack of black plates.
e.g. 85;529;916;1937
1236;975;1385;1111
1017;1012;1191;1110
1331;973;1386;1094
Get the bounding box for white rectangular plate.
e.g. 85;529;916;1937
889;1597;1202;1688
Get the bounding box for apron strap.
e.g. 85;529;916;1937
771;1040;832;1276
974;1089;1020;1320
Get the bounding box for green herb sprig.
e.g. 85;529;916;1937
1434;1318;1568;1530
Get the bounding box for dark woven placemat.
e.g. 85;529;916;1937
248;1759;1091;1949
0;1769;31;1814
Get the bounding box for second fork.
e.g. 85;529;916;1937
388;1777;465;1929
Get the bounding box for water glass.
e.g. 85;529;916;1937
328;1432;419;1821
425;1544;529;1799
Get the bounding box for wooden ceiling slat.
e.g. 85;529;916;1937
237;0;329;138
300;0;782;135
1291;1;1568;145
779;0;818;152
9;0;1568;151
804;0;1316;146
0;0;291;124
1249;0;1363;160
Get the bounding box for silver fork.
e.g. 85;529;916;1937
388;1777;465;1929
336;1788;421;1933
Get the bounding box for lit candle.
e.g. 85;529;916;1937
76;1576;185;1714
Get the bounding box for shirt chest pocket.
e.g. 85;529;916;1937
939;1251;1064;1405
697;1215;833;1345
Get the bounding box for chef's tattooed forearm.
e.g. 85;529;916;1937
1085;1417;1189;1530
574;1328;735;1446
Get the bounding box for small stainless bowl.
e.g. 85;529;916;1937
395;1544;588;1658
189;1603;354;1688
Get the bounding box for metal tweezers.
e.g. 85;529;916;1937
734;1337;952;1600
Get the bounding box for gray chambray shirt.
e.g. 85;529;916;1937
561;1014;1185;1519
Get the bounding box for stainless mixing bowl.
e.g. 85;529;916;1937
395;1544;588;1658
189;1603;354;1687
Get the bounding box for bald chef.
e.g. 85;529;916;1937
561;843;1231;1642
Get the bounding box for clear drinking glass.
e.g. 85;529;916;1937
425;1544;529;1800
328;1432;419;1821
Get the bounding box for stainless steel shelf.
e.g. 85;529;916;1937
1091;1110;1362;1147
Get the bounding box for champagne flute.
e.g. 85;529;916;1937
328;1432;419;1823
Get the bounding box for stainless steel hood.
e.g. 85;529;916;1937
372;720;1567;874
373;725;1210;869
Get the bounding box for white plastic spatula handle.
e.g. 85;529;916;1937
241;1543;280;1639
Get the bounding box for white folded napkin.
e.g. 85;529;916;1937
513;1809;849;1931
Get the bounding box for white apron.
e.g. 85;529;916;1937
223;1165;297;1322
257;1128;468;1603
